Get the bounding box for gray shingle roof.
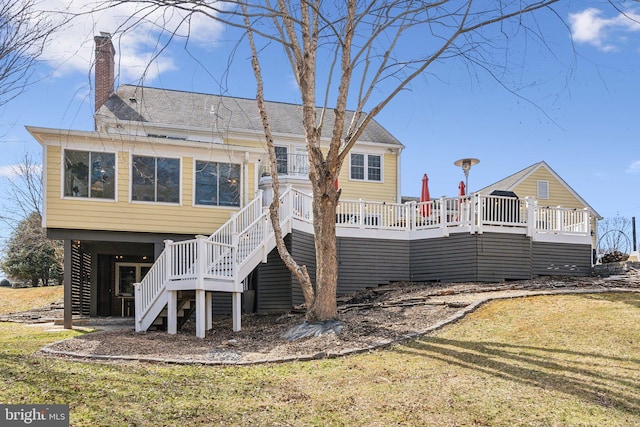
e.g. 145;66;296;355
97;85;402;146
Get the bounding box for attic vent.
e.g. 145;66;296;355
147;133;187;141
537;180;549;199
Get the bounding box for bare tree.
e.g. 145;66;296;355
98;0;628;322
0;0;57;109
0;152;62;286
0;152;42;233
597;216;633;258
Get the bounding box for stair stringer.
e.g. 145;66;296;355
135;285;168;332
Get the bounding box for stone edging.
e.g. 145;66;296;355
38;287;640;366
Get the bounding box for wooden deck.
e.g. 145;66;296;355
134;188;593;336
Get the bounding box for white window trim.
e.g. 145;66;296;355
349;152;384;183
60;148;118;202
537;180;549;200
115;262;153;296
274;145;289;175
129;153;182;205
192;158;243;208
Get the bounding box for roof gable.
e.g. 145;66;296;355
477;161;602;219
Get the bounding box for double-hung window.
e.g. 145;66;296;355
131;156;180;203
64;150;115;199
350;153;382;182
195;160;241;207
275;146;288;175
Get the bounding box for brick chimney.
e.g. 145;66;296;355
94;32;115;114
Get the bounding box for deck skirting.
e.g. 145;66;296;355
255;229;592;314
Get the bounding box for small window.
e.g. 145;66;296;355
275;146;288;174
350;153;382;182
367;155;381;181
195;160;241;207
64;150;115;199
132;156;180;203
351;153;365;180
537;180;549;199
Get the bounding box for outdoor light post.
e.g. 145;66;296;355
454;158;480;192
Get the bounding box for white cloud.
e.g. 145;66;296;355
33;1;225;83
0;165;17;178
0;163;42;179
626;160;640;174
569;7;640;52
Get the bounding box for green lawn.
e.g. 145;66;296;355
1;292;639;426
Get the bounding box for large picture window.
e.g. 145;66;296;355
131;156;180;203
64;150;115;199
350;153;382;182
195;160;241;207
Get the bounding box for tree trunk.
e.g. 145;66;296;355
306;175;339;321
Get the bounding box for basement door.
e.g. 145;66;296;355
115;262;152;316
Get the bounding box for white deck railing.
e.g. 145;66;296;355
291;190;589;236
135;188;591;331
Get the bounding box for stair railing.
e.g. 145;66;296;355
134;245;169;331
135;187;317;331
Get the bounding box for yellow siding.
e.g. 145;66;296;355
513;167;597;245
45;146;253;236
339;153;397;202
513;168;585;209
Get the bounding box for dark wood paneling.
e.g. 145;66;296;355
410;234;478;282
532;242;592;276
256;235;294;313
291;230;316;306
410;233;533;282
71;245;91;316
476;234;531;281
337;236;410;293
211;291;232;315
252;230;592;313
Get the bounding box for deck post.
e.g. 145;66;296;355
583;208;590;234
195;289;206;338
232;292;241;332
525;197;536;237
475;194;483;234
196;236;207;289
63;239;73;329
439;197;449;237
206;292;212;331
167;290;177;335
164;240;173;280
134;283;141;332
556;206;563;234
407;201;415;230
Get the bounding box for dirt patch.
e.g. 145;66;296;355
28;272;640;364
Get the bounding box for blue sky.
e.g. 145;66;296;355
0;1;639;253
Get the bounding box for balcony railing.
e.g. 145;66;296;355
259;153;309;178
289;190;591;239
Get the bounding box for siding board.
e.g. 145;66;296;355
532;242;591;276
256;234;294;313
